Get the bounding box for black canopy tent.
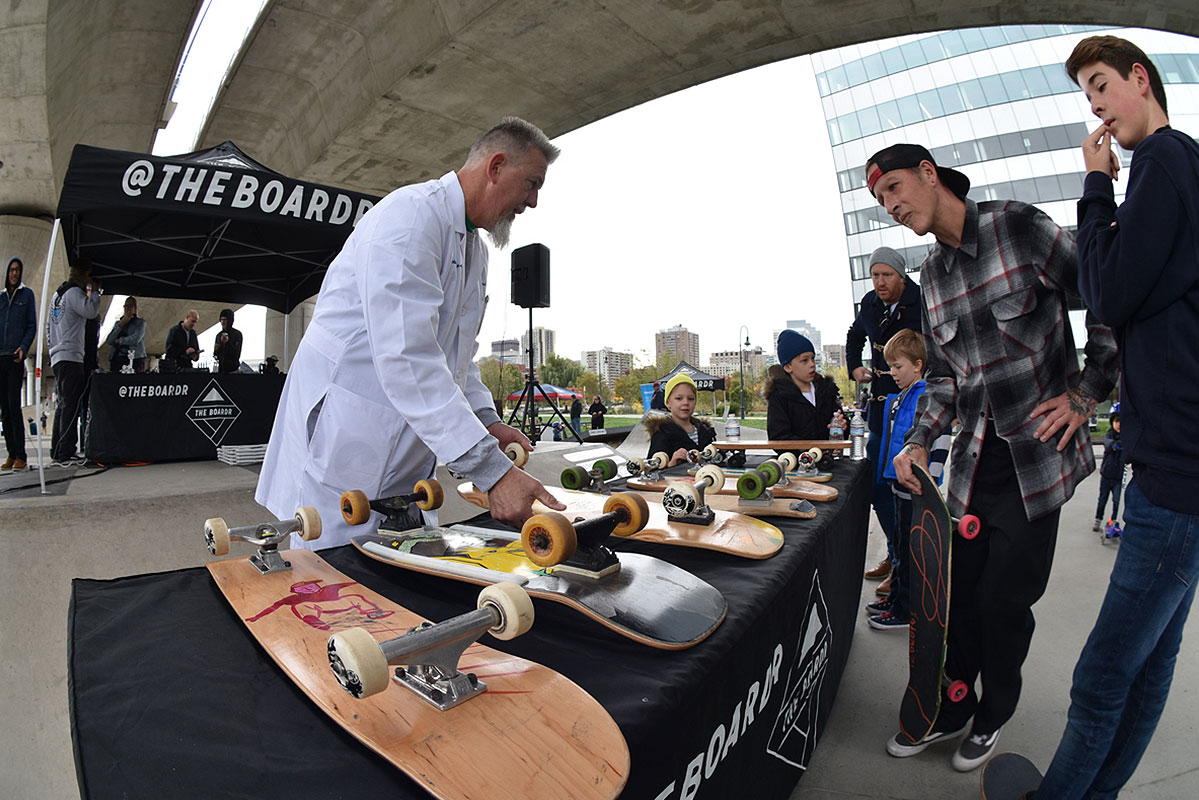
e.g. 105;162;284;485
55;141;381;313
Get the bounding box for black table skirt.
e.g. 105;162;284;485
69;460;870;799
84;372;283;463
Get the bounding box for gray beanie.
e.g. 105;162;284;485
868;246;906;277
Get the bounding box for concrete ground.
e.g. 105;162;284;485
1;431;1195;800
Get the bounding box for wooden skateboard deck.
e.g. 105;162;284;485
980;753;1042;799
352;526;727;649
457;482;784;559
207;549;628;800
638;473;838;501
898;463;954;746
711;439;851;451
626;484;817;518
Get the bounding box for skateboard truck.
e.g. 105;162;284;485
204;507;322;574
341;479;445;531
522;493;651;578
733;453;799;507
625;451;669;481
661;464;723;525
328;582;535;711
795;448;824;478
560;457;619;494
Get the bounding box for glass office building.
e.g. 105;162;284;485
812;25;1199;307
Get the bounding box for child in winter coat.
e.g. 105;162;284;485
646;373;716;466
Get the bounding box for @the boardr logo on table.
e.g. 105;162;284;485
766;571;832;770
187;379;242;445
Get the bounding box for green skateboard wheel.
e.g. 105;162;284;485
737;469;766;500
561;466;589;490
594;458;617;481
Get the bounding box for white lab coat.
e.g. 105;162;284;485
256;171;493;549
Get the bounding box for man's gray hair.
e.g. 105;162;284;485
466;116;560;166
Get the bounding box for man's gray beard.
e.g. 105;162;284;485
487;214;513;249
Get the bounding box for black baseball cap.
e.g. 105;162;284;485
865;143;970;200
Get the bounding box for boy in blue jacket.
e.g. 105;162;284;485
866;328;950;631
1029;36;1199;798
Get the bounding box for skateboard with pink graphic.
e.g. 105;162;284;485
204;509;628;800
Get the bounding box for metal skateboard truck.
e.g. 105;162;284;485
625;451;669;481
328;581;534;711
204;507;321;574
561;457;619;494
733;452;799;502
661;464;724;525
341;479;444;532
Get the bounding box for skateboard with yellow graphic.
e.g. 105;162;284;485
342;482;727;649
204;508;628;800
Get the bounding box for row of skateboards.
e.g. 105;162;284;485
202;439;849;800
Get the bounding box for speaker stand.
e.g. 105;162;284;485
506;308;582;445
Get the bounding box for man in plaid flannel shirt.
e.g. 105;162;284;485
868;143;1119;773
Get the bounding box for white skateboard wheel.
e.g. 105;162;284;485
295;506;321;541
204;517;230;556
663;482;701;517
695;464;725;491
328;628;391;699
779;452;798;472
651;451;670;469
478;582;535;641
701;443;719;460
504;442;529;467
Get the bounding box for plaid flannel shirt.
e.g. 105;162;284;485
906;199;1119;521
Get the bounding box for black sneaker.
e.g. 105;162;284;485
886;723;968;757
865;597;893;615
869;611;910;631
952;727;1002;772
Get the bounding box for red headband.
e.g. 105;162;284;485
866;165;884;194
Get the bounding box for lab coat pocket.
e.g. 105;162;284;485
305;384;403;497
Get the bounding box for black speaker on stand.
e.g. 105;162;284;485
506;244;581;444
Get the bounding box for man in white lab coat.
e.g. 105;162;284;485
257;117;565;549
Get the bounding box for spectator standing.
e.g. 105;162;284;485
213;308;243;374
588;395;606;431
569;394;583;437
164;310;200;371
48;261;101;466
1;257;35;470
845;246;923;592
105;296;146;372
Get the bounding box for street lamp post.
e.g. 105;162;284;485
738;325;750;420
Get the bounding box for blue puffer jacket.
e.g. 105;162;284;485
881;380;927;482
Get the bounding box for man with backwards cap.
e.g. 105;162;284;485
845;245;923;594
872;143;1119;772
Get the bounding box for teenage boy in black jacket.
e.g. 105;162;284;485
1031;36;1199;799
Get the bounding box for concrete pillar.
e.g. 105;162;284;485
265;300;316;370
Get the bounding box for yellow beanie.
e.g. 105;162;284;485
664;372;697;401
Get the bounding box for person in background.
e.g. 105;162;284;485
646;373;716;466
1093;403;1126;533
845;246;923;594
765;329;843;459
588;394;606;431
0;257;35;471
213;308;243;374
48;260;102;467
650;381;667;411
569;393;583;437
164;310;200;371
105;296;146;373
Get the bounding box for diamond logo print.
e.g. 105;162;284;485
187;379;242;445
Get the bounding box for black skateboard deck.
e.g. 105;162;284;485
898;462;954;745
351;525;727;650
980;752;1042;799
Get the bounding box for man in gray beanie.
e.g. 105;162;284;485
845;245;923;591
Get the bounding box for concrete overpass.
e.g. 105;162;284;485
4;1;1196;368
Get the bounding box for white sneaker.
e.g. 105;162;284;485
952;727;1002;772
886;724;967;758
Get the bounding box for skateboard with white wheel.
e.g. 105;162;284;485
624;451;671;480
347;487;727;649
660;451;838;502
703;439;850;469
204;508;628;799
561;457;620;493
980;752;1042;799
897;463;980;747
640;463;818;520
456;480;784;559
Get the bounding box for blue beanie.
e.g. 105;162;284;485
777;329;815;366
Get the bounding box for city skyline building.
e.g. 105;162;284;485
582;347;635;386
520;326;556;368
489;338;520;363
774;320;824;366
709;346;767;379
655;324;701;367
812;24;1199;310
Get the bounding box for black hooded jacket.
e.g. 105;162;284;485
764;364;842;442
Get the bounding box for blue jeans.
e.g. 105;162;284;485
1095;476;1123;522
1036;480;1199;799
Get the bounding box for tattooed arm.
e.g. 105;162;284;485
1030;385;1101;453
